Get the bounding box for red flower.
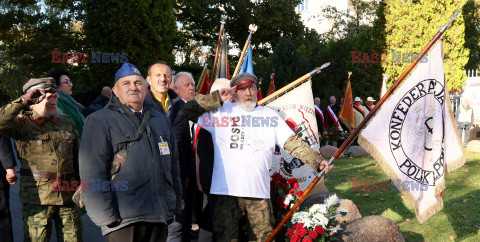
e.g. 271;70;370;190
288;178;298;185
315;226;325;234
293;223;304;230
291;235;301;242
302;238;313;242
284;183;289;188
292;182;300;190
272;173;283;182
286;228;295;238
288;189;295;195
296;228;308;238
308;231;318;239
282;203;288;209
297;191;304;197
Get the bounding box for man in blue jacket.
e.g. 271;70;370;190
80;63;182;241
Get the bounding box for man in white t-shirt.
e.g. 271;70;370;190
183;73;333;241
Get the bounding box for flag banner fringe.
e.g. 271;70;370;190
358;134;445;223
443;81;466;172
339;116;354;131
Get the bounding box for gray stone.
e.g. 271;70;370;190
333;199;362;227
345;145;370;158
339;215;405;242
468;126;480;142
466;140;480;153
320;145;345;159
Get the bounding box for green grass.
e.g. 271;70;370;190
325;152;480;241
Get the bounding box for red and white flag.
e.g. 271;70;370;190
266;80;325;193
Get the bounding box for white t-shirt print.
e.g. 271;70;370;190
197;102;294;198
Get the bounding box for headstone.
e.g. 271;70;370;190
345;145;370;158
339;215;405;242
321;145;340;159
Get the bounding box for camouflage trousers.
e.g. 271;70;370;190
22;203;82;242
213;195;275;242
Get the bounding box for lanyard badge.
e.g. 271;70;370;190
158;136;170;155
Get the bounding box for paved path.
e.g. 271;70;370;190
9;179;104;242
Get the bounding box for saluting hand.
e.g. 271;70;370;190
21;88;47;105
219;86;236;103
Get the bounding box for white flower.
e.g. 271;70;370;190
309;204;327;214
284;194;295;205
312;213;329;227
325;194;339;208
292;211;309;223
303;218;314;229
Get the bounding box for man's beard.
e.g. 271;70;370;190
238;96;257;112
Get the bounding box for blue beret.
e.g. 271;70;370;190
115;63;144;83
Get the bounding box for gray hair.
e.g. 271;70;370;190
173;72;195;87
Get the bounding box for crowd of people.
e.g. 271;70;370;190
313;95;377;146
0;61;333;242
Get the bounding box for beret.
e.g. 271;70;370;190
115;63;144;83
23;77;58;93
230;73;258;88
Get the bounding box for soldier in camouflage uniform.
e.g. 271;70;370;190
183;73;334;241
0;78;82;242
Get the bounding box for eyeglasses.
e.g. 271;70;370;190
60;80;73;86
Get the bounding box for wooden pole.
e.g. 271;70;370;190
232;24;258;78
196;63;208;92
210;24;224;81
265;9;461;242
258;63;330;106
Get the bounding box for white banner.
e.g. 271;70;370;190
359;42;465;223
461;76;480;124
267;80;325;192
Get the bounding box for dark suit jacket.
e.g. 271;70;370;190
0;135;16;190
324;104;341;128
172;101;195;183
195;129;214;195
145;89;182;124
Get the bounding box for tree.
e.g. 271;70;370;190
0;0;83;103
82;0;176;95
383;0;470;91
463;0;480;70
271;37;309;89
223;0;305;58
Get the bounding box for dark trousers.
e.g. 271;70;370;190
0;181;13;242
167;175;197;242
106;222;168;242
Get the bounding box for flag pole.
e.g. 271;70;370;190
258;63;330;106
210;23;224;81
196;63;208;92
265;9;461;242
232;24;258;78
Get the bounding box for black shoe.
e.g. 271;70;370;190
189;229;199;239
